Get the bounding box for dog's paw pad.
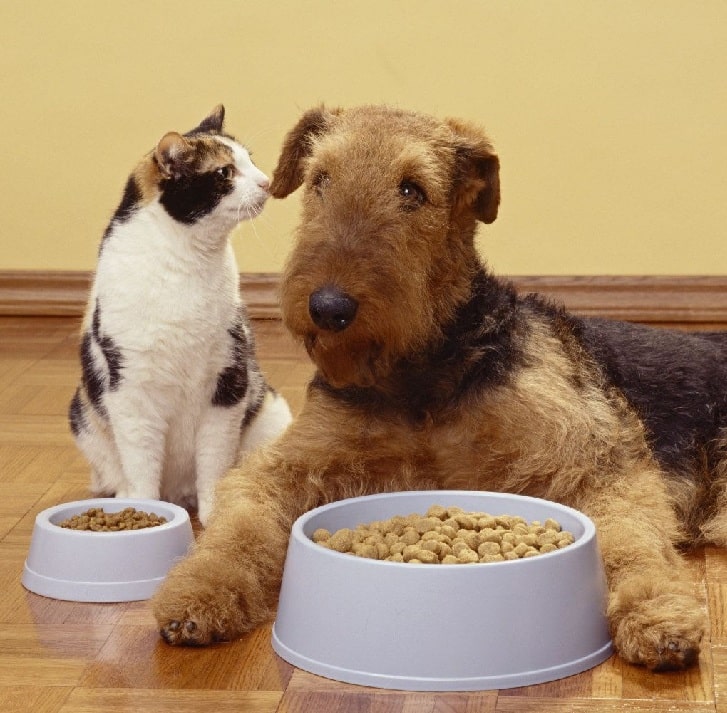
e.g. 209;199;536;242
159;619;207;646
651;638;700;671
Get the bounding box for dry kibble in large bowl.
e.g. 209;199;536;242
311;505;575;564
56;507;168;532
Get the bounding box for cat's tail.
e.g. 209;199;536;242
239;387;293;453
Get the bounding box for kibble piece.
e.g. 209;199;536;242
557;532;576;548
454;513;477;530
456;548;479;564
328;528;355;552
537;530;559;547
518;533;538;547
426;504;448;520
417;549;439;564
312;528;331;543
477;541;501;558
440;524;458;540
479;528;502;543
400;528;420;545
451;539;470;556
414;517;440;534
442;517;460;531
353;543;378;559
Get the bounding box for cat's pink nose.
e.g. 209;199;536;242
258;176;270;191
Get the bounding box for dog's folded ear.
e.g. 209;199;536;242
446;118;500;224
270;106;339;198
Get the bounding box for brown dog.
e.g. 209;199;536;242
153;105;727;671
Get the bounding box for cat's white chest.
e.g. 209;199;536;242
91;206;238;383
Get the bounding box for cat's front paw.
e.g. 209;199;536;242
608;576;705;670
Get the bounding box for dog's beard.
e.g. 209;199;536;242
305;332;384;388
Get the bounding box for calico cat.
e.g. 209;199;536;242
69;105;292;525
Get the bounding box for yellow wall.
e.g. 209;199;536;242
1;1;725;275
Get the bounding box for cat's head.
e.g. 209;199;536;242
126;106;269;231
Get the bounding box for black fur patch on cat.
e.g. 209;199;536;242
80;331;106;412
100;176;142;253
213;315;250;407
68;388;87;436
80;303;124;413
92;304;124;390
159;170;234;225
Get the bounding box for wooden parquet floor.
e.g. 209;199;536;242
1;315;725;713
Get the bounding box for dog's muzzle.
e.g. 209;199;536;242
309;285;358;332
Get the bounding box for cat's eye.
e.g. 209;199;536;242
399;180;426;211
216;165;234;180
312;171;331;196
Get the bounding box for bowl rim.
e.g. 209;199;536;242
35;497;190;537
292;489;596;568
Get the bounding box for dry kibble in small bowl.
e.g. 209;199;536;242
57;507;168;531
22;498;193;603
311;505;576;564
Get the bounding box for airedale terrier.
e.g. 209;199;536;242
153;105;727;671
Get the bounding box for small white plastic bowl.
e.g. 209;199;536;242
22;498;194;603
273;490;613;691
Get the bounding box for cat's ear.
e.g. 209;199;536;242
189;105;225;135
154;132;193;180
270;106;340;198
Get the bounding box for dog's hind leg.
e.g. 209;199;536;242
699;429;727;546
579;465;706;671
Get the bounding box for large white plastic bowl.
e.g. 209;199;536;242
22;498;194;602
272;490;613;691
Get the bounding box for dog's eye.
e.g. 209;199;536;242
399;180;426;210
216;165;234;180
312;171;331;196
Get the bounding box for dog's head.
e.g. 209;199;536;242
271;105;499;389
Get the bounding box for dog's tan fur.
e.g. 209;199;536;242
153;105;726;671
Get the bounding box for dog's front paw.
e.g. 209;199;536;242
608;576;705;670
159;618;219;646
152;570;248;646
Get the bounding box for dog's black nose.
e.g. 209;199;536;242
309;286;358;332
